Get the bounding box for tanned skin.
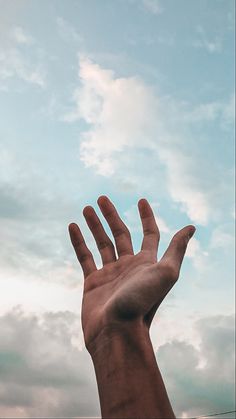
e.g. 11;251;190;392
69;195;195;419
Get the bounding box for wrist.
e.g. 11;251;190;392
88;320;175;418
87;319;150;360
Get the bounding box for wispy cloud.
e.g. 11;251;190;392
178;95;235;132
11;26;34;45
142;0;163;15
210;225;235;250
0;25;46;88
192;25;223;53
56;17;83;43
185;237;208;271
0;147;82;292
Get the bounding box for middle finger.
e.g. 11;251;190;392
83;205;117;265
97;196;134;257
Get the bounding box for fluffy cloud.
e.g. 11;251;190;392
0;308;100;417
65;56;158;176
157;314;235;418
65;57;234;226
0;309;234;417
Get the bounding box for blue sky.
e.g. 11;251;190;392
0;0;235;417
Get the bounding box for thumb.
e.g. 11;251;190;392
160;225;196;280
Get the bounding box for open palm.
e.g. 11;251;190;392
69;196;195;351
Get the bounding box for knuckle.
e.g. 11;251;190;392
113;227;130;239
78;252;91;264
73;239;85;249
98;240;114;250
105;208;115;219
113;228;124;238
144;227;159;236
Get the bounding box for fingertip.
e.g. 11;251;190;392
97;195;113;213
138;197;149;205
68;222;77;230
83;205;94;217
188;225;196;239
68;223;78;240
138;198;152;217
97;195;109;206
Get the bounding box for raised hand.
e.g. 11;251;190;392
69;196;195;353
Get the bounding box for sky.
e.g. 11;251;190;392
0;0;235;417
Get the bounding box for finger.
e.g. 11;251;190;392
83;206;117;265
97;196;134;257
138;198;160;260
160;225;196;279
68;222;97;278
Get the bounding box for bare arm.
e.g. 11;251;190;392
69;196;195;418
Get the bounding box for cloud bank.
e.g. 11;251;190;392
0;309;234;417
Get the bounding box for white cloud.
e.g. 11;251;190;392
185;236;208;271
210;226;235;250
222;93;235;125
149;203;171;233
0;25;46;88
180;94;235;128
157;314;235;418
0;147;85;295
68;56;158;176
56;17;83;43
155;215;170;233
192;26;222;53
0;48;45;88
0;270;82;315
142;0;163;15
64;57;234;227
193;38;222;53
158;148;210;225
11;26;34;45
0;309;233;417
0;308;100;417
185;237;201;258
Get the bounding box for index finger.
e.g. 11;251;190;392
68;222;97;278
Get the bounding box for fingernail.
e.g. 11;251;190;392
188;226;196;239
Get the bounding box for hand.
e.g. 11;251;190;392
69;196;195;352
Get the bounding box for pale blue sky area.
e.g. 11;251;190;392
0;0;235;417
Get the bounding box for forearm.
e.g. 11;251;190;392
89;322;175;419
